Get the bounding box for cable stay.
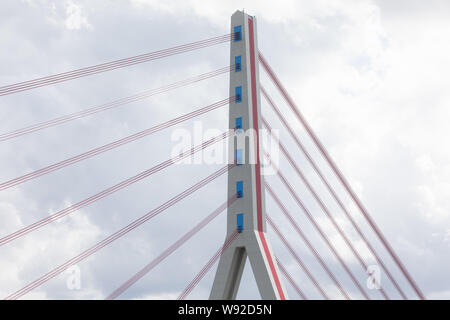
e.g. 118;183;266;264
260;90;406;299
106;197;237;300
0;66;233;142
0;97;233;191
0;34;233;96
276;257;306;300
0;131;231;247
177;231;239;300
264;158;370;299
4;166;234;300
259;51;424;299
266;214;329;300
263;124;388;299
265;183;350;300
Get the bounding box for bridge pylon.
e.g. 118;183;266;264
209;10;287;300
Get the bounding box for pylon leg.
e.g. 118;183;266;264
210;244;247;299
210;231;286;300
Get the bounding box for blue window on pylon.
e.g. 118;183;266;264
235;56;241;72
236;149;243;165
234;26;242;42
235;117;242;129
236;181;243;198
235;86;242;102
237;213;244;233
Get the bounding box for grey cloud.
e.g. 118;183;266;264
0;0;449;300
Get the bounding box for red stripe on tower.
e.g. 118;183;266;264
247;17;263;232
248;16;286;300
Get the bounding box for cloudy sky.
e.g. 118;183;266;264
1;0;449;300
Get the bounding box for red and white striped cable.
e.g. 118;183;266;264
0;66;233;142
5;166;234;300
106;197;237;300
275;257;306;300
0;34;233;96
265;182;350;300
0;97;233;191
177;231;239;300
263;120;388;299
266;214;328;300
259;52;423;299
0;131;232;247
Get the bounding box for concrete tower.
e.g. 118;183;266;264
209;10;287;300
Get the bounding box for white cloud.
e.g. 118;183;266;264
64;0;92;30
